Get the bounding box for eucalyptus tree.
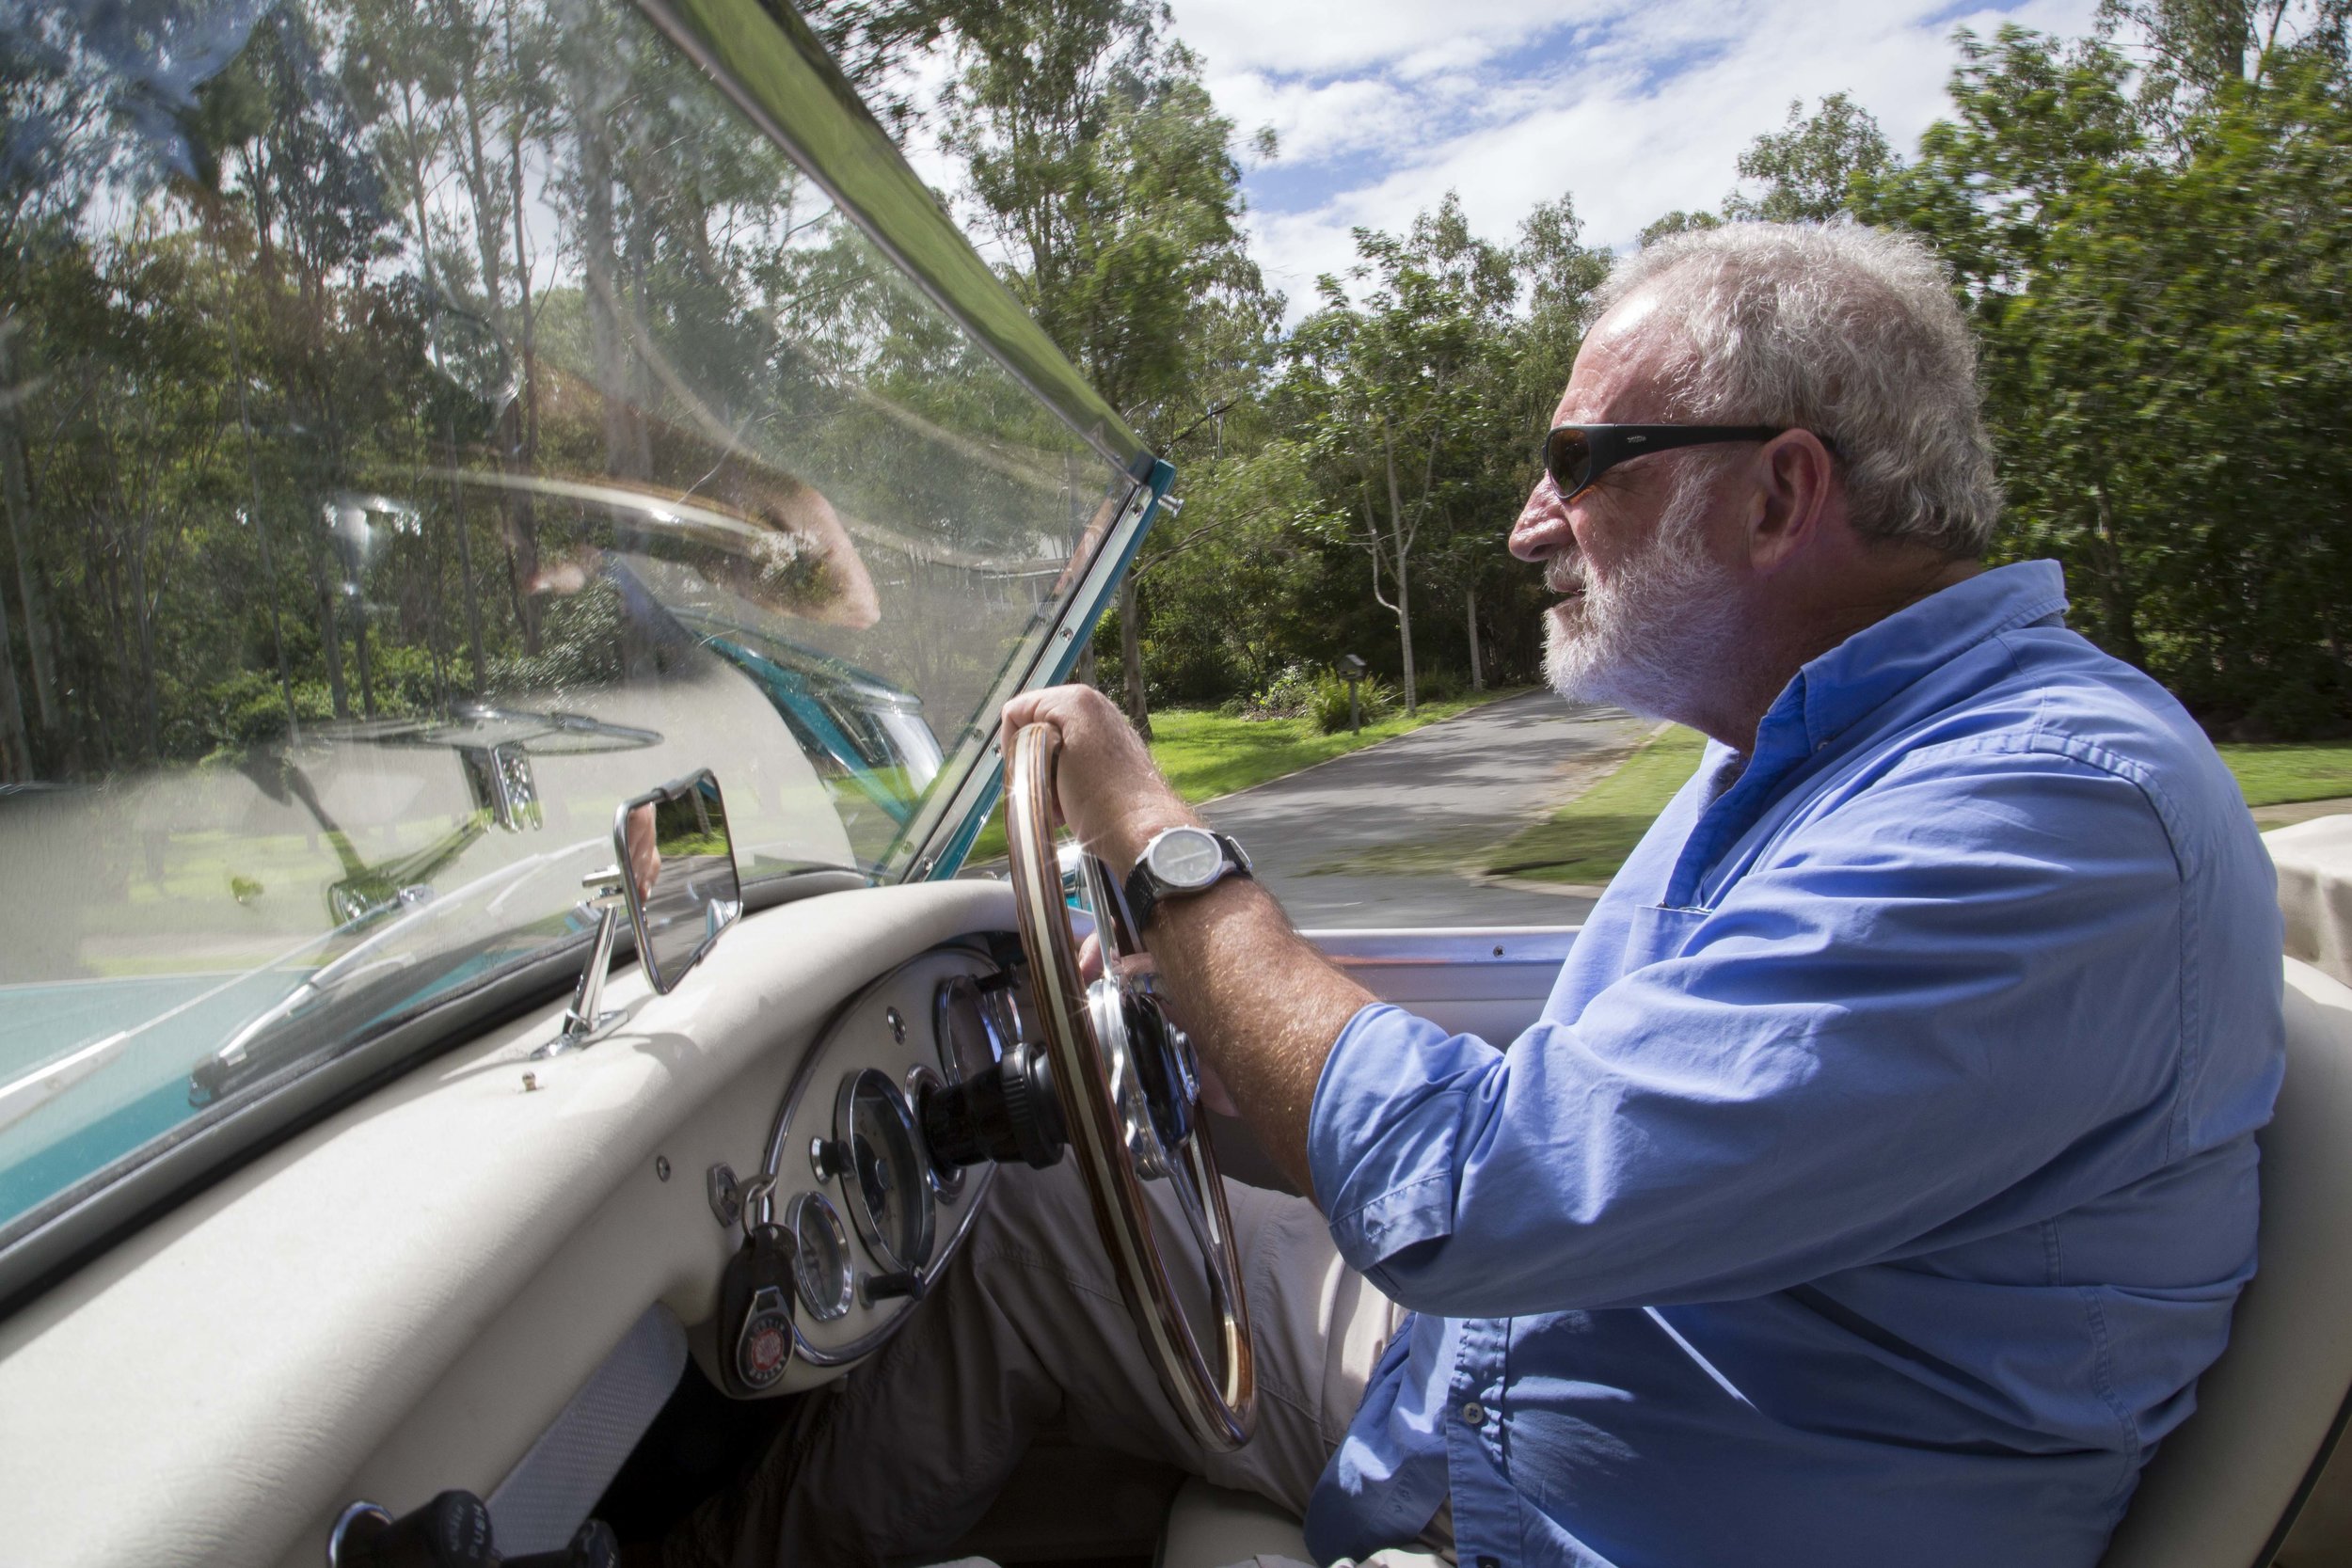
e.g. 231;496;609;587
1284;195;1517;714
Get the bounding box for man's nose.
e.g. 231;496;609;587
1510;474;1572;562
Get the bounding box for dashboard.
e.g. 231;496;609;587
739;942;1016;1386
0;875;1571;1568
0;878;1035;1568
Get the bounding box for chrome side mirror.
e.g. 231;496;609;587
617;768;743;995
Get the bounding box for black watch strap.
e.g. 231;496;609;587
1122;831;1252;934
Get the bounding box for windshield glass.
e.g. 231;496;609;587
0;0;1141;1233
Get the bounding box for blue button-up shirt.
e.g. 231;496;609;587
1303;562;2284;1568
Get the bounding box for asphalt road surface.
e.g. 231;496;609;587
1198;691;1655;930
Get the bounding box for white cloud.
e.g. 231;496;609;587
1169;0;2106;316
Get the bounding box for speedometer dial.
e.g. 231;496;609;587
834;1069;934;1272
786;1192;853;1322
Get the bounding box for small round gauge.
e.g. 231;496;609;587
834;1069;935;1272
934;973;1008;1084
785;1192;853;1323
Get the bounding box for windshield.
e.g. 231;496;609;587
0;0;1147;1233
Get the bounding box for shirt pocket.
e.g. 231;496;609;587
1619;903;1711;976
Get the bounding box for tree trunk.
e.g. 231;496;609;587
444;425;488;694
1118;573;1152;740
1395;561;1416;716
0;536;27;779
0;316;56;733
1379;433;1419;715
353;596;375;720
1466;586;1484;692
215;261;299;741
455;40;544;654
507;77;541;477
574;71;641;487
129;541;161;760
318;575;349;720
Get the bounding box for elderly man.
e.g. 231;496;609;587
683;222;2283;1568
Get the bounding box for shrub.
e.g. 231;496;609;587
1415;667;1465;705
1310;671;1395;734
1234;662;1318;720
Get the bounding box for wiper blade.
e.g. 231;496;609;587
187;846;596;1107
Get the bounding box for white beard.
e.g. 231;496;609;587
1542;477;1742;720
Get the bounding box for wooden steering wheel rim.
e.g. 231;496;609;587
1003;721;1256;1451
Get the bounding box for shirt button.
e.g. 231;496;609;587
1478;1558;1502;1568
1461;1401;1486;1425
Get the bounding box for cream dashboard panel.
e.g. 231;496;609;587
0;878;1018;1568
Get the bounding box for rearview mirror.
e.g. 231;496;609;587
616;769;743;994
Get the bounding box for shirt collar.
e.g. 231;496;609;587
1764;559;2069;763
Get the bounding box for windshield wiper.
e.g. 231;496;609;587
187;846;595;1107
186;848;869;1108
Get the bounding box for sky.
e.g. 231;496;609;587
1154;0;2105;318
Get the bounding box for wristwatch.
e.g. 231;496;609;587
1122;826;1253;933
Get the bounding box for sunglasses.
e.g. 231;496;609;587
1542;424;1794;501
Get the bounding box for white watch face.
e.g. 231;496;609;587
1149;828;1226;890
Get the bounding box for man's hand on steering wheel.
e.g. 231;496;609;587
999;685;1194;874
1007;685;1239;1117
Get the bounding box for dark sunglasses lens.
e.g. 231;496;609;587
1546;430;1591;495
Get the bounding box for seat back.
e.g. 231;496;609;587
2102;958;2352;1567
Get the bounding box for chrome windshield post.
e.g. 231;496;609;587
539;867;628;1057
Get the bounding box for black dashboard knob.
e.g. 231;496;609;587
861;1269;927;1305
338;1491;494;1568
918;1041;1066;1170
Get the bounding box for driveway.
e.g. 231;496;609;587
1197;691;1654;929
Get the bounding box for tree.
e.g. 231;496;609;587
1857;24;2352;735
1721;92;1895;223
935;0;1271;736
1637;208;1719;247
1284;195;1517;714
2097;0;2350;138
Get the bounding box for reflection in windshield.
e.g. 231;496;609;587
0;0;1139;1233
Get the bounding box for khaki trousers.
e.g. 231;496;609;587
673;1158;1445;1568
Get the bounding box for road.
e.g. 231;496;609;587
1197;691;1654;930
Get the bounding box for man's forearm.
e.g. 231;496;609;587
1132;875;1375;1199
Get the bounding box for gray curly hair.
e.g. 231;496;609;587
1594;222;2003;559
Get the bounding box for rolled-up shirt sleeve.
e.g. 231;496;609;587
1306;745;2222;1319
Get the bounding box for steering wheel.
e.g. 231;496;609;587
1003;721;1257;1452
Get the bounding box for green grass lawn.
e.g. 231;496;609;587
1483;732;2352;890
1483;725;1708;886
2216;742;2352;807
961;688;1534;864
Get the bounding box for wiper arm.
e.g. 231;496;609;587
187;845;596;1107
188;847;872;1108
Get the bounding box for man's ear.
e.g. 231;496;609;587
1745;430;1839;573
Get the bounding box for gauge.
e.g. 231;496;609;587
934;973;1008;1083
834;1068;935;1272
786;1192;854;1323
903;1063;963;1200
